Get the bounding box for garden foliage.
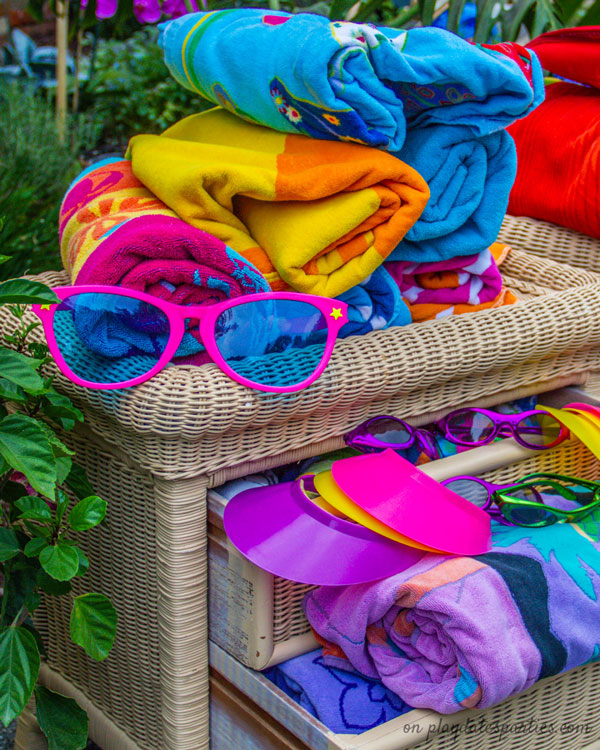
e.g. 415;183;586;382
0;83;99;282
0;265;117;749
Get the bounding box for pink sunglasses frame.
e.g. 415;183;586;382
32;285;349;393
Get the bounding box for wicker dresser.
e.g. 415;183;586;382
7;219;600;750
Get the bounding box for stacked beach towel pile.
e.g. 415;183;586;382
60;8;544;337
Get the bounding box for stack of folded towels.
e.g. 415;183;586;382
60;8;544;341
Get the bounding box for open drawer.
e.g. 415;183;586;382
210;643;600;750
208;387;600;670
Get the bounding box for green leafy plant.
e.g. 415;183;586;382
321;0;600;41
0;257;117;748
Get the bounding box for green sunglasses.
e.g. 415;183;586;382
441;472;600;527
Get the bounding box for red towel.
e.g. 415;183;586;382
527;27;600;89
507;81;600;239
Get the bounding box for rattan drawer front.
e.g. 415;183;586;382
210;641;600;750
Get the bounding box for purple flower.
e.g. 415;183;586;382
133;0;162;23
92;0;118;19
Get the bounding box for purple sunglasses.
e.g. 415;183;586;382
345;408;568;456
32;286;348;393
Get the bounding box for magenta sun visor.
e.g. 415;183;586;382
223;476;425;586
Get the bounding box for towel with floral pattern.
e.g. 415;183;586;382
305;509;600;714
59;157;270;365
158;9;543;151
264;649;411;734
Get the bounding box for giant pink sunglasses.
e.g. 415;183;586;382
32;286;348;393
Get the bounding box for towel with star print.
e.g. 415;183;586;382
157;9;543;151
127;107;429;297
304;508;600;714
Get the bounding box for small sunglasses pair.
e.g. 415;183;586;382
344;408;568;458
33;286;349;393
441;473;600;527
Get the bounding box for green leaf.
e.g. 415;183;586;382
0;414;57;499
39;543;80;581
329;0;359;19
55;457;72;486
473;0;499;43
2;481;29;504
0;256;10;266
68;497;106;532
70;593;117;661
64;464;95;501
0;280;59;306
0;378;26;404
0;528;20;562
417;0;436;27
36;570;71;596
446;0;469;33
0;626;40;726
35;685;88;750
37;422;75;459
20;620;46;659
15;496;53;522
40;391;83;432
0;349;45;395
75;547;89;577
24;538;49;558
578;0;600;25
55;489;70;526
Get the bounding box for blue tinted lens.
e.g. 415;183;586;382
53;292;170;385
214;299;329;388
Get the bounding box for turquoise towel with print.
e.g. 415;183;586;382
158;8;543;152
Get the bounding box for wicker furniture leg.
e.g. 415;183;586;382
154;475;210;750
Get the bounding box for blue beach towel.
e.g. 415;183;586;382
390;126;517;261
337;266;410;337
264;649;411;733
158;9;543;152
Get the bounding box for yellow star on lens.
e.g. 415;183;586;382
40;304;52;311
330;307;343;320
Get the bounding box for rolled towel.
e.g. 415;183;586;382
337;266;410;338
127;107;429;297
389;126;517;262
305;511;600;713
385;242;517;321
59;158;270;367
527;27;600;90
158;9;543;151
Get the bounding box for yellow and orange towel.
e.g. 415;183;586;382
384;242;517;322
126;108;429;296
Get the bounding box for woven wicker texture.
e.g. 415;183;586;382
3;251;600;480
499;215;600;272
